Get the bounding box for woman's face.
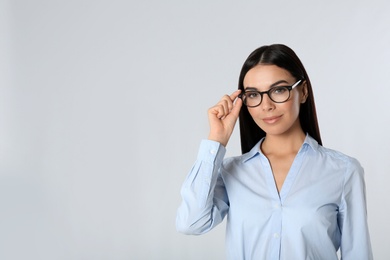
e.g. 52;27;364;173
243;64;307;137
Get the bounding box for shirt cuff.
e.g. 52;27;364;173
197;139;226;164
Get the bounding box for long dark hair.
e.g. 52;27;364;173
238;44;322;154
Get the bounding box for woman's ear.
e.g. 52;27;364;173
301;81;308;103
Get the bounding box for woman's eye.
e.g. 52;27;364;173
247;92;259;99
272;87;287;95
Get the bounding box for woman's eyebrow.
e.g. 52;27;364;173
244;80;290;91
269;80;289;87
244;87;258;91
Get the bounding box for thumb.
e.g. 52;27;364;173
229;97;243;119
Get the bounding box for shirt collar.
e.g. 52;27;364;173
241;134;319;163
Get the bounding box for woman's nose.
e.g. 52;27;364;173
260;93;275;111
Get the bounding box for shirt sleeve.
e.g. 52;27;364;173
338;158;373;259
176;139;229;235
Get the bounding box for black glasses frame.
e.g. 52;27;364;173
239;79;303;107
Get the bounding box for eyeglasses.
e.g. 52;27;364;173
239;80;303;107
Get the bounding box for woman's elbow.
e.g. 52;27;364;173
175;214;209;235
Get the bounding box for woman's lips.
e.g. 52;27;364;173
262;115;282;124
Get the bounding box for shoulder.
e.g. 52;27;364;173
319;145;361;166
315;145;364;180
221;153;247;170
306;136;360;167
305;135;364;179
221;142;262;172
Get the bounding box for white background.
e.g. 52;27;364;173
1;0;389;259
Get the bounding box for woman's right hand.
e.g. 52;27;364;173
207;90;242;147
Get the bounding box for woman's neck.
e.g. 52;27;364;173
261;130;306;156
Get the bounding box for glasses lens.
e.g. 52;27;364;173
244;92;262;107
269;87;290;103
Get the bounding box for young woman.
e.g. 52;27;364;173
176;44;373;259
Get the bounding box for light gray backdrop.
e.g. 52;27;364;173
1;0;389;259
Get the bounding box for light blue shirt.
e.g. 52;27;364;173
176;135;373;259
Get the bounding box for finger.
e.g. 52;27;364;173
210;90;242;120
230;96;243;118
209;104;226;119
218;104;226;119
229;89;242;102
221;90;242;119
213;99;229;120
218;95;232;113
221;99;231;117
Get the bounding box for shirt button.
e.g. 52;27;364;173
274;203;281;209
273;233;280;238
210;150;216;155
